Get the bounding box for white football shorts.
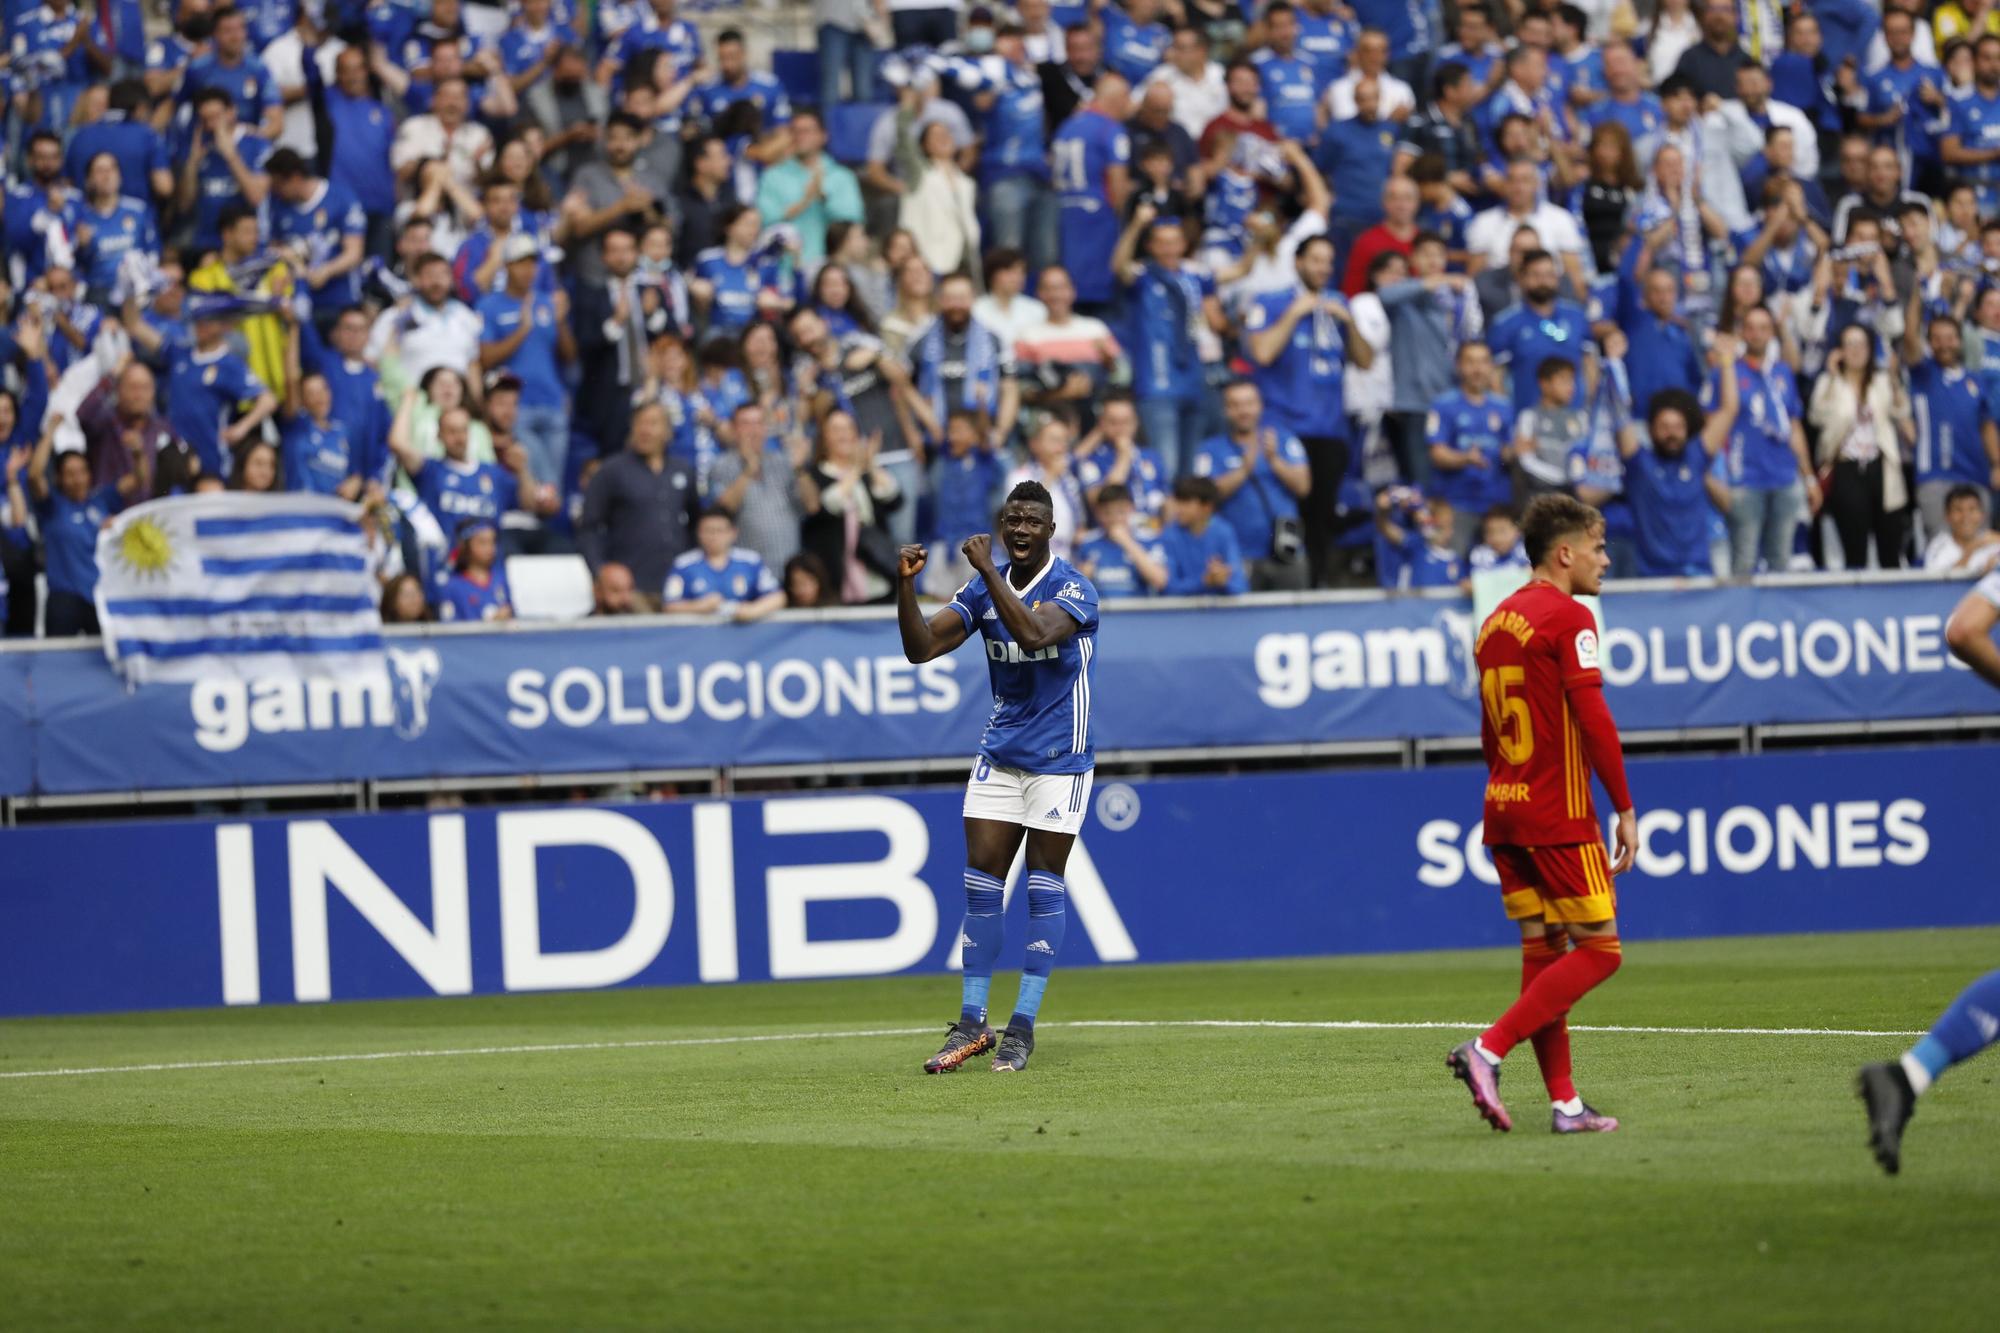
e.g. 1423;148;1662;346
962;757;1095;835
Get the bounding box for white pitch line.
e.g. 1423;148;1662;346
0;1018;1926;1081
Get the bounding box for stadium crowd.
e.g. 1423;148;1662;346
6;0;2000;632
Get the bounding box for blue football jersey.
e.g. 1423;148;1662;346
435;568;512;622
948;557;1101;775
665;548;778;603
1051;110;1130;305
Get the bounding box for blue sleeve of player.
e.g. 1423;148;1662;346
948;574;991;633
1050;571;1099;629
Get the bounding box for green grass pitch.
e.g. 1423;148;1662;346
2;927;1996;1330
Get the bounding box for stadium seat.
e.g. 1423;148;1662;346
772;50;819;107
829;102;889;166
505;554;595;620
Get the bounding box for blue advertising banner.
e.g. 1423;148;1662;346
0;578;1990;796
0;745;1991;1017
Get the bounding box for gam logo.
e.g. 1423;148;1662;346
191;648;443;753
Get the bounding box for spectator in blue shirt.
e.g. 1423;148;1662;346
318;46;399;256
1102;0;1172;84
1254;4;1323;143
24;406;148;637
691;204;793;334
178;87;272;254
476;235;577;494
71;154;158;302
65;81;172;208
969;23;1057;275
6;132;82;284
1190;379;1313;590
1486;249;1594;413
687;28;790;132
1621;368;1740;578
1425;341;1515;552
1111;204;1224;480
1468;505;1531;573
1704;304;1814;574
1075;482;1169;598
1075;393;1169;521
1612;272;1701;432
930;409;1006;590
663;509;787;620
180;5;283;140
123;293;278;481
265;150;369;320
1161;474;1249;595
435;519;515;623
1317;75;1401;274
299;306;393;488
501;0;581;96
1051;75;1134;312
1373;486;1465;588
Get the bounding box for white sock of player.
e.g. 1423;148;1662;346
1899;1051;1935;1095
1473;1039;1502;1067
1553;1096;1584;1116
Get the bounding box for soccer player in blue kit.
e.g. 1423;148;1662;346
1858;569;2000;1172
897;481;1100;1074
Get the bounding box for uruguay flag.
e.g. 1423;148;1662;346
94;494;385;685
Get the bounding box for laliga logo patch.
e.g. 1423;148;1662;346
1575;628;1600;670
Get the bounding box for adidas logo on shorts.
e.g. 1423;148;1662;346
1045;807;1061;819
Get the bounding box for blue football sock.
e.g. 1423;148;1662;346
959;869;1005;1024
1902;968;2000;1095
1009;872;1067;1030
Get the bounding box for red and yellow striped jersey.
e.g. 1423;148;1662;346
1475;580;1607;847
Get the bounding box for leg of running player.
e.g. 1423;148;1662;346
924;817;1024;1074
1858;967;2000;1174
991;827;1074;1072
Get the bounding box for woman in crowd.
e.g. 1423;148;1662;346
1645;0;1702;85
1809;322;1913;569
811;261;877;339
898;120;981;283
407;367;497;463
879;254;937;361
802;411;902;604
1579;123;1642;277
782;552;834;608
229;440;283;493
379;572;434;624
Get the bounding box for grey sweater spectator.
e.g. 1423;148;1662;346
575;402;702;592
1378;256;1484;416
559;113;673;286
707;402;816;570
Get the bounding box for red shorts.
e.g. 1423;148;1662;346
1492;842;1618;925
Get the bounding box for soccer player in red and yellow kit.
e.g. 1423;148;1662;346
1447;493;1639;1135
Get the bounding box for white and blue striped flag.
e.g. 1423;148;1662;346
94;493;385;685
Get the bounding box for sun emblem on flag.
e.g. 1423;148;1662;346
117;517;175;576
